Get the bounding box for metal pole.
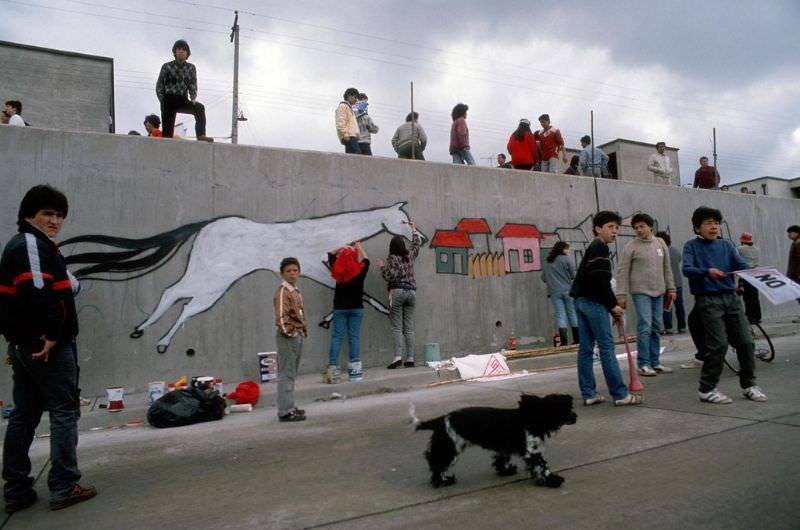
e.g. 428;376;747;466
591;110;600;213
712;127;717;170
230;11;240;145
410;81;415;159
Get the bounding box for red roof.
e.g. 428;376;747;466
455;218;492;234
496;224;544;239
430;230;474;248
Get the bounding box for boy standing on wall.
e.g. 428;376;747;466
273;257;308;422
682;206;767;404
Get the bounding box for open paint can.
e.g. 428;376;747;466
106;386;124;412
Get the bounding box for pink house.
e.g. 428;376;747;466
496;224;554;273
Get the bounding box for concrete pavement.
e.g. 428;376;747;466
0;318;798;529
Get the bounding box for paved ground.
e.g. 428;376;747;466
1;319;798;529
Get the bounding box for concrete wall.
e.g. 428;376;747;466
601;139;680;185
1;126;798;398
0;40;114;133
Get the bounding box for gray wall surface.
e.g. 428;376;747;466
1;126;798;398
0;40;114;133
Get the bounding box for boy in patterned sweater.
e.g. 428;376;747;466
156;39;213;142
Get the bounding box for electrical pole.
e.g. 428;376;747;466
712;127;717;170
410;81;415;160
230;10;240;145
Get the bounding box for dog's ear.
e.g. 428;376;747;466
519;393;542;411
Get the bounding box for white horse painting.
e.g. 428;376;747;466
63;202;426;352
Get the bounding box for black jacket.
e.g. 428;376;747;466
569;238;617;311
0;223;79;343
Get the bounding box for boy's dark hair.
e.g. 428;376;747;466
18;185;68;226
144;114;161;128
656;231;671;246
172;39;191;57
788;225;800;234
451;103;469;121
656;141;666;148
592;210;622;230
631;212;654;227
405;112;419;122
691;206;722;230
580;135;591;145
538;113;550;122
5;100;22;113
343;88;359;100
128;130;142;135
389;235;409;259
280;257;300;273
699;156;708;162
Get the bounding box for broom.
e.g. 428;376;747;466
616;317;645;399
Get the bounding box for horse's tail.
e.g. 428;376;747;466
62;219;214;279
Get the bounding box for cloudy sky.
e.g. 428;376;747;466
4;0;799;184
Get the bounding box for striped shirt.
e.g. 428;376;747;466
273;281;307;337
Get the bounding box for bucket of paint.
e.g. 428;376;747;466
424;343;441;362
106;386;124;412
147;381;166;405
257;352;278;383
191;376;215;392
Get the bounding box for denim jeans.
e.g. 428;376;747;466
452;149;476;165
632;294;663;368
390;289;416;358
3;340;81;502
663;286;687;331
344;137;362;154
541;157;560;173
575;298;628;401
550;291;578;329
276;331;303;417
328;308;364;365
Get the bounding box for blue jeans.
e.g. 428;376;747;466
328;308;364;365
632;294;663;368
3;340;81;502
575;298;628;401
344;137;362;154
663;286;686;331
550;291;578;329
451;149;475;165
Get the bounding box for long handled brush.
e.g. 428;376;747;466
616;317;645;399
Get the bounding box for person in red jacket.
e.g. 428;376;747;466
693;156;720;189
535;114;567;173
449;103;475;165
506;119;539;170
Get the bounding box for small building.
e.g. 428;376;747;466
598;138;681;185
725;176;800;199
430;230;472;275
496;224;551;273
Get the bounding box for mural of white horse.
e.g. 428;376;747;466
63;202;426;352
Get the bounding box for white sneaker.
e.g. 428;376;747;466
698;388;732;404
653;364;673;374
680;358;703;369
743;386;768;402
583;395;606;406
614;393;643;406
637;366;658;376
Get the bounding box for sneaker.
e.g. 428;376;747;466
661;329;674;336
653;364;673;374
614;393;643;406
49;484;97;511
387;359;402;369
292;407;306;416
196;135;214;143
348;369;364;382
323;365;340;384
583;395;606;406
698;388;732;404
278;410;307;422
403;361;415;368
680;358;703;369
637;366;658;377
743;386;768;402
5;491;37;514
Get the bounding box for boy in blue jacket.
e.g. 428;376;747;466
682;206;767;404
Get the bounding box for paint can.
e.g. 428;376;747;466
258;352;278;383
424;343;441;363
147;381;166;405
106;386;124;412
191;376;215;392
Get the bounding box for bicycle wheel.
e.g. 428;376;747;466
724;323;775;374
751;323;775;362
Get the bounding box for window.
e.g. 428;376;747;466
440;252;449;263
523;249;534;263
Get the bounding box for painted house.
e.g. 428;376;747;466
430;230;473;275
496;224;552;273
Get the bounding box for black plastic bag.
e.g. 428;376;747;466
147;387;226;428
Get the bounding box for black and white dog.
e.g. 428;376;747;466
410;393;576;488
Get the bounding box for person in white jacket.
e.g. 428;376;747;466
647;141;673;185
335;88;361;154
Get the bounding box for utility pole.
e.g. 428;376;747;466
712;127;717;170
410;81;415;159
230;10;240;145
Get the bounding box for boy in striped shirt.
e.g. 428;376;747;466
273;257;308;422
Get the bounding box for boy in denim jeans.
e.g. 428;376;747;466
682;207;767;404
273;257;308;422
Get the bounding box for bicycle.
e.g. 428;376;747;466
724;321;775;374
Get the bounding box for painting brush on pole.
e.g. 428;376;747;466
616;317;644;399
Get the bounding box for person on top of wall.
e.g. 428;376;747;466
377;222;422;369
495;153;513;168
355;93;379;156
506;118;539;171
564;155;581;175
578;135;609;178
449;103;475;165
392;112;427;160
325;241;370;382
4;101;26;127
155;40;213;142
647;142;673;185
693;156;720;190
335;88;361;155
143;114;163;137
534;114;566;173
